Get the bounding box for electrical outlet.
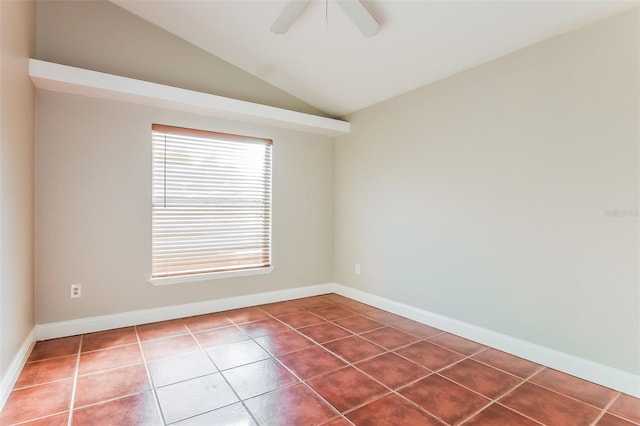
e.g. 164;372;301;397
70;284;81;299
355;264;361;275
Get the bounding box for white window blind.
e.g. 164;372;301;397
151;124;272;279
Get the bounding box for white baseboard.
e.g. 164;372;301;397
33;281;639;397
333;284;640;398
0;327;37;411
36;283;334;340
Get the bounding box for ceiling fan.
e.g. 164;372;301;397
271;0;381;37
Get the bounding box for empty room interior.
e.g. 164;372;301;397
1;0;639;425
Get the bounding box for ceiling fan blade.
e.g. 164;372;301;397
336;0;380;37
271;0;311;34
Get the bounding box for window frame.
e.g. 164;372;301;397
149;124;273;286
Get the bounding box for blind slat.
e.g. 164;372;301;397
152;124;272;279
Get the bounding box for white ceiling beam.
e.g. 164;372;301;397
29;59;350;137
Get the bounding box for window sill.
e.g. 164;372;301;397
148;266;274;286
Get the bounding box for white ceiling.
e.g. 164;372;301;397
112;0;634;117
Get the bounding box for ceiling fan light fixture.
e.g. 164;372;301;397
336;0;380;37
270;0;380;37
270;0;311;34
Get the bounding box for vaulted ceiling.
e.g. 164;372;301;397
112;0;633;117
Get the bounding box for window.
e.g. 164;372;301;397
151;124;272;283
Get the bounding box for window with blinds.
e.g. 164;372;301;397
151;124;272;280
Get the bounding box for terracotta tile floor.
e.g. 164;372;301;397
1;293;639;425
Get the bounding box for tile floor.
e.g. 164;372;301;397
1;293;639;425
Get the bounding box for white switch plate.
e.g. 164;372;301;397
355;264;361;275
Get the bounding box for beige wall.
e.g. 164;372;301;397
335;9;639;374
36;0;327;117
31;0;639;379
35;92;334;323
34;0;334;324
0;0;36;380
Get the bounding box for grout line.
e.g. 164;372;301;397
272;373;343;425
602;393;640;425
434;373;510;425
13;410;70;426
266;296;505;424
70;390;163;417
423;339;487;359
79;341;141;355
320;415;355;426
598;407;640;426
523;371;623;414
259;299;397;423
19;352;78;365
16;294;637;426
305;305;538;425
251;302;350;423
189;321;263;426
465;353;543;381
134;325;166;425
12;376;76;392
298;330;433;420
170;296;640;424
136;331;191;344
491;402;546;425
66;335;83;426
389;390;447;425
74;360;147;379
336;376;447;425
161;401;243;426
589;392;620;426
473;372;546;425
338;393;394;418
